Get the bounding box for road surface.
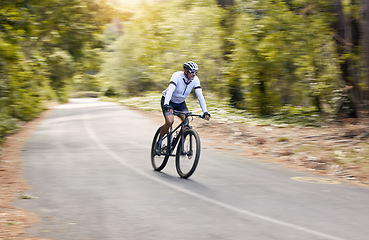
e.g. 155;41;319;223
16;98;369;240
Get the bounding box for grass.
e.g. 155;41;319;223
294;144;317;153
19;194;34;199
334;144;369;167
113;92;322;127
277;137;289;142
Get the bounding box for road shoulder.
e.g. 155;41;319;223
0;106;54;240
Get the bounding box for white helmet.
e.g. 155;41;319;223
183;61;199;73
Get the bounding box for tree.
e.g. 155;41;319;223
330;0;359;115
101;0;225;97
0;0;122;141
362;0;369;101
326;0;369;117
229;0;340;115
217;0;246;108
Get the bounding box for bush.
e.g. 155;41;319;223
104;87;118;97
0;113;18;143
272;105;321;127
70;91;100;98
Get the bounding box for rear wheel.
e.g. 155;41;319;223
175;129;200;179
151;127;170;171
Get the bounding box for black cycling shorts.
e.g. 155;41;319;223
161;96;188;117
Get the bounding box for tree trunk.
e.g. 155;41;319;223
217;0;234;8
332;0;362;117
218;0;245;108
362;0;369;103
217;0;235;60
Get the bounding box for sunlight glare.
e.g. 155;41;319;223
113;0;152;6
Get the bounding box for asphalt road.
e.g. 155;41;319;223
16;98;369;240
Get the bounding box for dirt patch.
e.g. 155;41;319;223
0;105;55;240
141;109;369;187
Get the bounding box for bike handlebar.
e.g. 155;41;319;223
173;110;204;119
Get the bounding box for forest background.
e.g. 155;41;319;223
1;0;369;142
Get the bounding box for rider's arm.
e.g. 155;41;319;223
194;86;208;113
163;73;179;105
164;84;176;106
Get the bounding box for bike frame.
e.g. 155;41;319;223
166;111;202;157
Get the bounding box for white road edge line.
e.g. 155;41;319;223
83;109;346;240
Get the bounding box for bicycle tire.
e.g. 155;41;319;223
175;129;200;179
151;127;170;171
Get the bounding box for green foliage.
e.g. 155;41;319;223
47;49;75;102
272;105;322;127
0;0;122;142
100;0;225;96
0;113;18;143
70;91;100;98
229;0;340;115
5;56;50;121
100;0;348;119
0;37;48;141
104;86;118;97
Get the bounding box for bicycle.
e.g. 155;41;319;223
151;110;204;179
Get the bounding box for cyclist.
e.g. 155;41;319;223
156;61;211;155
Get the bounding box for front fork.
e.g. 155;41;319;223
180;119;193;156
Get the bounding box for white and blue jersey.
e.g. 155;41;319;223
162;71;208;113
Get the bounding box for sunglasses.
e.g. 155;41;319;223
188;70;198;74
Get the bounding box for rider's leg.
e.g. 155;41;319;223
160;114;174;137
156;114;173;155
178;101;188;123
179;113;185;122
179;109;189;128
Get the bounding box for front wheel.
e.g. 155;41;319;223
151;127;170;171
175;129;200;179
